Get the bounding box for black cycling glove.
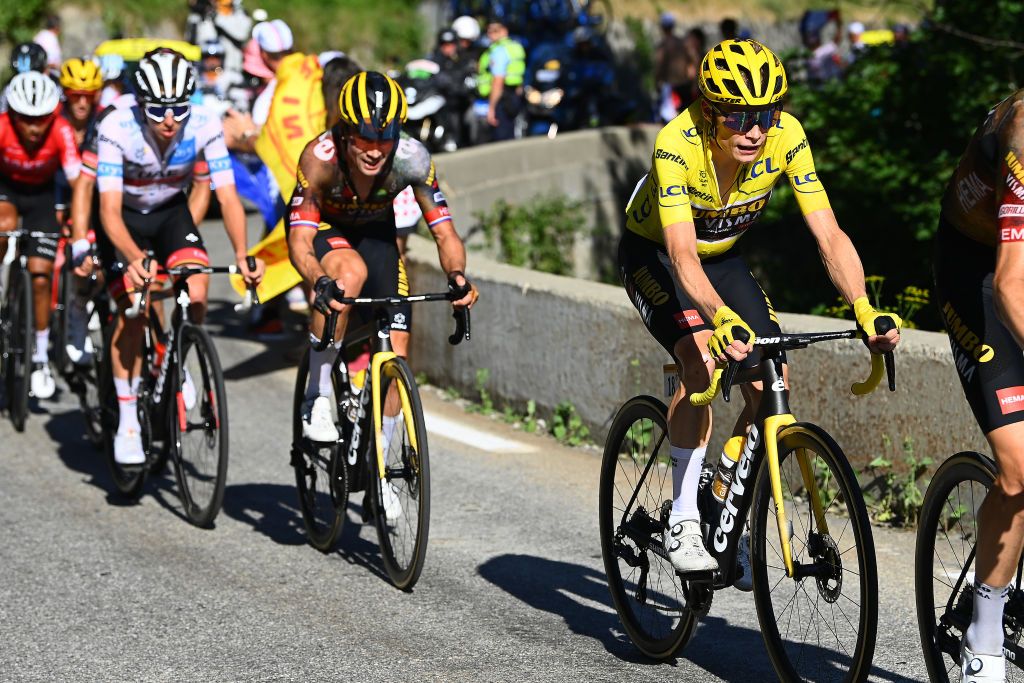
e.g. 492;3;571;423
312;276;343;315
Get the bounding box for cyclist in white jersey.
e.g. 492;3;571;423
95;49;263;465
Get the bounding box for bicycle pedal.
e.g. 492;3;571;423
676;568;716;584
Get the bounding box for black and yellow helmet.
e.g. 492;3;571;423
60;57;103;92
698;39;787;107
338;71;407;141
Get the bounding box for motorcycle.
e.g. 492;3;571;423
399;59;459;153
522;42;571;138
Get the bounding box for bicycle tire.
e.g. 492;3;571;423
7;266;32;432
170;324;229;527
291;348;347;551
914;452;1020;683
370;356;430;590
751;423;878;683
599;395;701;660
98;320;145;499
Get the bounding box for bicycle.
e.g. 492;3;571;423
916;452;1024;682
290;287;470;590
600;322;897;681
97;256;256;527
0;229;54;432
52;237;109;446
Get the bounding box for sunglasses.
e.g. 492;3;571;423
14;112;53;125
713;104;782;133
65;90;97;100
143;103;191;123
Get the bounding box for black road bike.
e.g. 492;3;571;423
291;287;469;590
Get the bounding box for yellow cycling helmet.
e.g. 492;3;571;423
59;58;103;92
338;71;408;141
698;39;787;107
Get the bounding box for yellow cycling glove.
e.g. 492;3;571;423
708;306;755;358
853;296;903;338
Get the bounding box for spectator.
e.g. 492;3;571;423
32;14;62;74
847;21;866;62
478;16;526;142
892;23;910;47
679;28;707;108
805;26;843;85
97;54;125;109
452;14;483;63
654;11;689;121
186;0;253;75
223;19;294;153
719;17;738;41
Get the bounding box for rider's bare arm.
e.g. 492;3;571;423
99;190;144;264
664;220;726;323
286;143;332;286
188;179;212;226
803;207;868;305
70;172;94;243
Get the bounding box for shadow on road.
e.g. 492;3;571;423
478;553;918;683
221;482;390;584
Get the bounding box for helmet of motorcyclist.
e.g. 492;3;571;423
337;70;407;142
452;15;481;42
10;42;47;74
438;29;457;46
698;39;787;107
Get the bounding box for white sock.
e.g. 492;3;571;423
381;414;400;465
33;329;49;363
305;335;339;401
115;377;141;434
967;581;1010;655
669;445;706;525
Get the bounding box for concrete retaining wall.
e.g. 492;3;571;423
406;233;987;471
436;126;658;281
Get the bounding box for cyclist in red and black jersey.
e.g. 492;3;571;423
0;72;81;400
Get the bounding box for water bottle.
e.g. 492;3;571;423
711;435;745;503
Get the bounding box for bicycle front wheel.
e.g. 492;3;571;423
599;395;701;660
5;266;32;432
913;452;1024;682
751;423;878;683
291;348;347;551
52;241;73;374
170;324;228;527
370;356;430;590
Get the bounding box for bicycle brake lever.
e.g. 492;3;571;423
721;359;740;403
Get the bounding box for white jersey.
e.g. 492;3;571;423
95;104;234;213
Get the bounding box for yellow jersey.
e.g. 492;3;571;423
625;101;832;258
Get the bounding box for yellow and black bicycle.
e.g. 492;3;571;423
599;321;896;681
291;286;470;590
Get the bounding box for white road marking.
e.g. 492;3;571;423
424;410;537;453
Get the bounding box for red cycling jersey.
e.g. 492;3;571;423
0;112;81;187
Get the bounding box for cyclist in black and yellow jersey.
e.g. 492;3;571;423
618;39;901;583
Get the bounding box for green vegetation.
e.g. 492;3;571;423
0;0;50;43
815;275;930;328
551;401;590;446
861;436;932;527
748;0;1024;330
474;194;586;277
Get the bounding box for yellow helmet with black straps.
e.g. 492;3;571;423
59;57;103;92
698;39;787;107
338;71;408;141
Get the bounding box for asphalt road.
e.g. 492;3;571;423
0;220;929;682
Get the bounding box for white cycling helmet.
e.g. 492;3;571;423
6;72;60;117
452;15;481;42
98;53;125;82
133;49;196;105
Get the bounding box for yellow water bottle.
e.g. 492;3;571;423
711;435;745;503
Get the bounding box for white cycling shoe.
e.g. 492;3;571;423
380;481;403;522
733;531;753;591
664;520;718;573
961;640;1006;682
114;429;146;466
30;362;56;399
302;395;339;442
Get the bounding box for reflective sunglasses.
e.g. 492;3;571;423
64;90;97;100
714;103;782;133
143;103;191;123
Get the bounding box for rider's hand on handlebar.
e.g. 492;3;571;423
447;271;478;309
127;256;158;290
236;255;265;286
312;275;345;315
71;239;94;277
708;305;755;363
853;296;901;354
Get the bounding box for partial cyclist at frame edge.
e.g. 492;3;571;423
933;89;1024;683
94;49;263;466
0;71;82;401
284;70;478;506
618;38;901;587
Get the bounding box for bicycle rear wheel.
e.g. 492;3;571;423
98;321;145;498
169;324;228;527
291;349;347;551
599;395;701;660
5;266;32;432
370;356;430;590
751;423;877;683
915;452;1024;682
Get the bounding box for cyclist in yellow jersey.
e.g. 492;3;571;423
619;39;902;582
